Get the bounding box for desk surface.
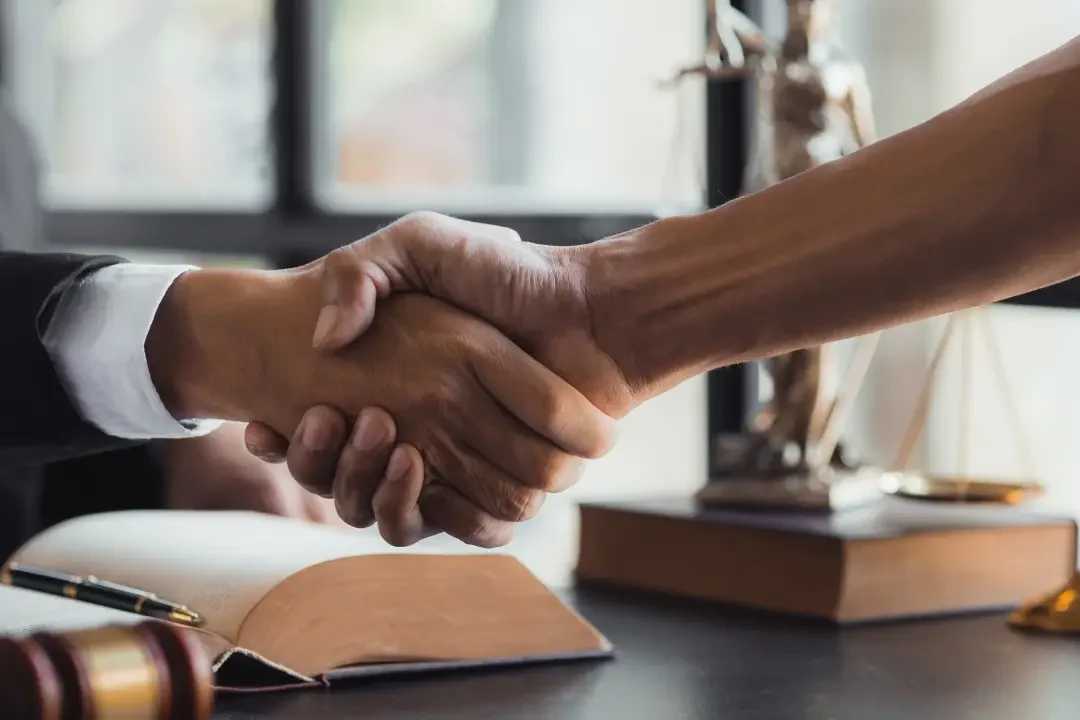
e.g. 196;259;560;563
214;586;1080;720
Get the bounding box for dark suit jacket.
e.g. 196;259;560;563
0;94;164;562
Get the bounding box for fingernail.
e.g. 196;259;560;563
385;447;411;484
301;416;330;451
352;411;387;451
312;306;339;348
245;443;280;463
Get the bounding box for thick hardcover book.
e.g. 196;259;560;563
576;497;1077;623
1;511;611;692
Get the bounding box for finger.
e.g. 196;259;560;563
370;444;438;547
331;407;398;529
418;483;514;549
312;248;393;350
433;434;546;524
453;392;586;493
313;212;518;351
313;270;377;350
244;422;289;464
287;406;349;497
472;346;618;460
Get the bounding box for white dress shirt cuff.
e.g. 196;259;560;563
42;263;225;440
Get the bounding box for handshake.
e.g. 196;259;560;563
149;212;658;549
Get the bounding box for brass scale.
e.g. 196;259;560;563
658;0;1077;633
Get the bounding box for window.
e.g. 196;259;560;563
1;0;738;490
316;0;706;215
2;0;708;240
5;0;273;209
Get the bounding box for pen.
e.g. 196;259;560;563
0;562;202;627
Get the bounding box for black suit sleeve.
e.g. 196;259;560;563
0;250;143;466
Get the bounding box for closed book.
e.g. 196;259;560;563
575;497;1077;622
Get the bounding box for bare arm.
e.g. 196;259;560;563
586;35;1080;397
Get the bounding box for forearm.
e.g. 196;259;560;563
587;36;1080;398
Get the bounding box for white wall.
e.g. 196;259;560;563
922;1;1080;516
834;0;1080;515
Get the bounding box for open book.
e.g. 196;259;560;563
1;511;611;691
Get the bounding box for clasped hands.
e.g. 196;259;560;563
155;212;639;548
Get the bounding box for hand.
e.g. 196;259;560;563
246;406;439;546
247;408;432;544
310;212;634;413
147;268;616;547
245;213;637;543
164;422;341;525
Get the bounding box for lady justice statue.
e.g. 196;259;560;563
671;0;884;509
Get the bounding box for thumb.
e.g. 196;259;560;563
308;215;431;351
311;252;390;351
244;422;290;463
310;212;523;351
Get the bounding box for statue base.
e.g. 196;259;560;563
703;432;884;511
696;466;886;512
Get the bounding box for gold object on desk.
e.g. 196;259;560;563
0;620;213;719
67;626;165;716
887;309;1043;505
881;473;1044;505
1009;572;1080;633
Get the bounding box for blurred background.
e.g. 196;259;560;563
4;0;1080;574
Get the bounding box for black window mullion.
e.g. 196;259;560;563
0;0;8;88
271;0;315;219
705;0;757;468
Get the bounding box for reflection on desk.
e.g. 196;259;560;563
216;583;1080;719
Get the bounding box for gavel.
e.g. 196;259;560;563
0;621;213;720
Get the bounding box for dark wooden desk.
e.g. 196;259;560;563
214;586;1080;719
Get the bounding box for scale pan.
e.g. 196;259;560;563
880;473;1044;505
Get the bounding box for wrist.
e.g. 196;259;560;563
577;214;750;398
146;267;312;422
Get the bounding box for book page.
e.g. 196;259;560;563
0;584;233;661
0;584;137;636
9;511;489;642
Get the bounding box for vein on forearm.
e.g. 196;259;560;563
596;36;1080;398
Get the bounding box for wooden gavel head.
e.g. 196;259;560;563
0;621;213;720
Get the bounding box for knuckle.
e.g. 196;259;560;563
422;382;466;419
336;494;375;529
532;453;582;493
333;479;376;529
583;435;612;460
461;514;513;548
340;448;388;488
380;522;411;548
289;463;331;496
538;388;569;429
323;247;360;278
398;210;444;233
498;227;522;244
506;487;545;523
